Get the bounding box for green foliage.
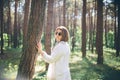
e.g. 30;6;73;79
107;30;114;48
75;26;82;48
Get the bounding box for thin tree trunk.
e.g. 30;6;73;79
13;0;18;48
72;0;77;51
7;0;11;47
104;6;108;47
63;0;66;26
0;0;4;55
114;2;117;53
91;0;97;53
82;0;87;58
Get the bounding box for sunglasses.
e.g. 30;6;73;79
55;32;62;36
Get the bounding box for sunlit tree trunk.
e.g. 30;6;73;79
72;0;77;51
104;4;108;47
23;0;31;52
63;0;66;26
58;1;62;25
82;0;86;58
16;0;46;80
96;0;103;64
88;3;93;51
91;0;97;53
45;0;54;71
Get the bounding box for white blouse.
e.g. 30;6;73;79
41;41;71;80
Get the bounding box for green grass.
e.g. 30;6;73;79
0;47;120;80
0;48;21;80
70;49;120;80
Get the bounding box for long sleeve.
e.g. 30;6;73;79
41;43;65;63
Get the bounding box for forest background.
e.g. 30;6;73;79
0;0;120;80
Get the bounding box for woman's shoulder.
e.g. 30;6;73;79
59;41;67;44
58;41;67;46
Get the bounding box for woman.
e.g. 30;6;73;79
37;26;71;80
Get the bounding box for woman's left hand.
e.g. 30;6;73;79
37;42;42;53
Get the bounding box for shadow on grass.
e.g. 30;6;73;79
33;71;47;80
82;58;120;80
70;56;120;80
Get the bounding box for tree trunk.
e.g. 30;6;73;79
13;0;18;48
82;0;86;58
0;0;4;55
22;0;31;52
91;0;97;53
114;2;117;50
72;0;77;51
58;1;62;25
63;0;66;26
96;0;103;64
45;0;54;71
116;1;120;57
7;0;12;47
16;0;46;80
104;6;108;47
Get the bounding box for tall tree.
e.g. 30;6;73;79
96;0;103;64
22;0;31;52
104;1;108;47
71;0;77;51
63;0;66;26
81;0;87;58
115;0;120;57
45;0;54;71
16;0;46;80
0;0;4;55
7;0;12;47
92;0;97;53
13;0;18;48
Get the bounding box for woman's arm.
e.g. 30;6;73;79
37;42;65;63
41;46;64;63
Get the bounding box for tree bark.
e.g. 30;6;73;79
72;0;77;51
7;0;12;47
22;0;31;52
0;0;4;55
96;0;103;64
82;0;86;58
116;1;120;57
16;0;46;80
63;0;66;26
13;0;18;48
45;0;54;71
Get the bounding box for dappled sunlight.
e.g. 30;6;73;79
1;48;120;80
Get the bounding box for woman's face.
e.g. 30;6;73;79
55;29;62;42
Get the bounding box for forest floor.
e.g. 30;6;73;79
0;48;120;80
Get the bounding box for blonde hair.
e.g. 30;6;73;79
55;26;69;42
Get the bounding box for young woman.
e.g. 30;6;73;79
37;26;71;80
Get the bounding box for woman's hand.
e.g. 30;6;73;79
37;42;42;54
